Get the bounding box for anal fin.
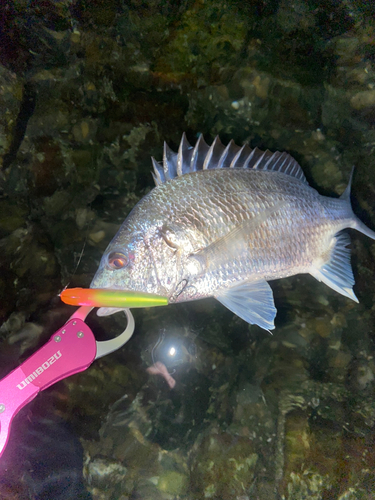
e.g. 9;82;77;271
310;232;358;302
215;279;276;331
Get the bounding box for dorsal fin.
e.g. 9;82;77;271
151;134;308;186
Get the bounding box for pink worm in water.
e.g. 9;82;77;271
146;361;176;389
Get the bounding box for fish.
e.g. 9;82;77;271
90;134;375;331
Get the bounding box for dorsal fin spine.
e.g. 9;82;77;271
242;148;257;169
253;151;268;170
151;157;164;185
230;144;246;168
177;132;191;176
155;134;309;186
217;141;232;169
163;142;171;180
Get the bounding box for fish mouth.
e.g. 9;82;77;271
90;270;138;317
90;283;128;291
89;269;104;289
89;267;127;291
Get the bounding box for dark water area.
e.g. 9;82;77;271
0;1;375;499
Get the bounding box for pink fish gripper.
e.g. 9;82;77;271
0;306;135;458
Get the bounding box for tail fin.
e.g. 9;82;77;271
353;218;375;240
341;166;375;240
340;166;354;202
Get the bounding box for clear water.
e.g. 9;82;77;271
0;1;374;499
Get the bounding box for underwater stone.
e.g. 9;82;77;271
0;199;28;237
156;470;189;496
276;0;316;33
350;89;375;110
72;119;98;143
284;471;332;500
0;66;23;163
84;457;127;489
190;431;258;499
311;158;343;190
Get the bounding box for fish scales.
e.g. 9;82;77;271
100;170;347;289
91;134;375;330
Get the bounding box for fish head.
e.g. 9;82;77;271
91;230;156;293
90;220;181;300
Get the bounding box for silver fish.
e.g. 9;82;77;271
91;134;375;331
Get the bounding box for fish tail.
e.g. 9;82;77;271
339;166;354;203
352;218;375;240
341;166;375;240
311;168;375;301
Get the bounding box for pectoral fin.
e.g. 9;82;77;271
310;232;358;302
215;279;276;331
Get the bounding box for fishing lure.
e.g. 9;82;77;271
60;287;168;308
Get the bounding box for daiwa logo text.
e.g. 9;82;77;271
17;351;62;390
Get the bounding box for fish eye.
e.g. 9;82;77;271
107;252;128;269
